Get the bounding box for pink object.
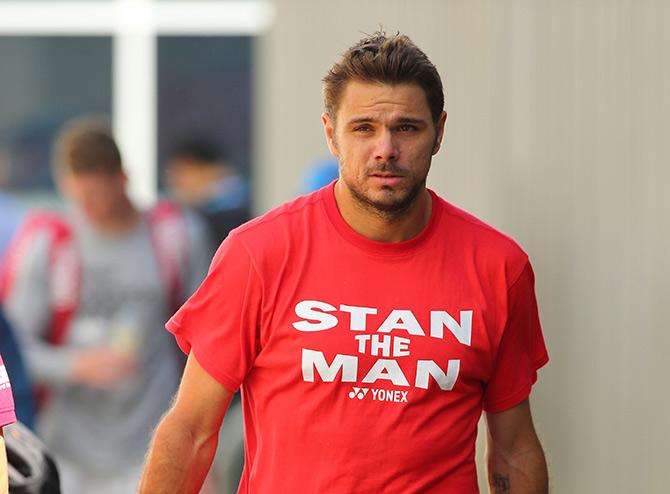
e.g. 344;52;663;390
0;354;16;427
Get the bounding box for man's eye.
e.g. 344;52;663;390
353;126;372;132
397;124;417;132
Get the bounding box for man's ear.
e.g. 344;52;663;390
322;112;339;158
119;169;128;189
432;110;448;155
54;171;70;198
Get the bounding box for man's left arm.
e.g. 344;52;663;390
485;398;548;494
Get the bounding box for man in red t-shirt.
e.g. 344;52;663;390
140;31;549;493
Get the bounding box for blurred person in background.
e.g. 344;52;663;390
1;352;16;494
0;310;35;431
0;153;35;432
166;136;251;252
0;171;22;259
166;136;250;493
0;117;210;494
140;32;549;493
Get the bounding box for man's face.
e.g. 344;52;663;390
58;170;128;225
165;158;207;206
323;81;446;217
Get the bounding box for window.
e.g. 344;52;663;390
0;0;273;205
0;36;112;190
157;36;253;187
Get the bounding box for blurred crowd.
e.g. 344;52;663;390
0;117;254;493
0;115;337;493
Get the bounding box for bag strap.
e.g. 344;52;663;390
0;212;80;345
0;203;187;345
147;201;188;313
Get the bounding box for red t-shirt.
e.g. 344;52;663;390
0;354;16;428
167;182;549;493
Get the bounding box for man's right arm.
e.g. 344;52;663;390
3;232;51;370
2;231;75;385
139;351;234;494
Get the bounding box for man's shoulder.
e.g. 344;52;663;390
7;210;74;251
22;210;72;231
435;195;528;262
231;189;326;244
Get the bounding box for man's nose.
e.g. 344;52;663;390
373;130;398;163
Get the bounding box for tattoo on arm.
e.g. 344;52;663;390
492;473;511;493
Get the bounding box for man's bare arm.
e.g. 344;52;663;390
138;352;234;494
1;429;8;494
485;398;548;494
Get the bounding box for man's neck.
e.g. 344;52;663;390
334;182;433;243
90;198;141;235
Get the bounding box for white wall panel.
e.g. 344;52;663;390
256;1;670;491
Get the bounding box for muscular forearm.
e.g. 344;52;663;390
486;440;548;494
138;411;219;494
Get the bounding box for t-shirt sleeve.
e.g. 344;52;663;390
483;261;549;413
166;232;262;393
0;355;17;428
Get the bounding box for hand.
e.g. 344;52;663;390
71;346;139;389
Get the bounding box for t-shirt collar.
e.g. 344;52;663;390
320;179;442;256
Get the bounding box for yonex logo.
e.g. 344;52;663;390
348;386;410;403
348;387;369;400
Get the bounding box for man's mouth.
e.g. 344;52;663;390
368;172;404;186
370;172;402;178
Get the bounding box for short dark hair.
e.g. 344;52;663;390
170;137;226;165
323;31;444;124
53;117;122;175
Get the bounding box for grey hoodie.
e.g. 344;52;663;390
3;209;211;474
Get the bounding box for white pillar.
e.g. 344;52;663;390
113;0;157;207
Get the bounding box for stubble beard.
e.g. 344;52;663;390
342;161;428;221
